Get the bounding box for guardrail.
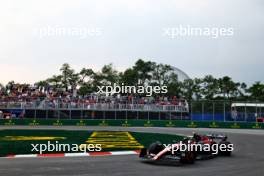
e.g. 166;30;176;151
0;102;188;112
0;119;263;129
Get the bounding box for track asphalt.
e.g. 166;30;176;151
0;126;263;176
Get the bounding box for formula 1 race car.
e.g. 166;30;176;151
139;133;233;165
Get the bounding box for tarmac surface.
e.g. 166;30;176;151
0;126;264;176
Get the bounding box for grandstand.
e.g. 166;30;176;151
0;93;189;120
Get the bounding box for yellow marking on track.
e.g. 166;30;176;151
85;131;144;149
0;136;66;141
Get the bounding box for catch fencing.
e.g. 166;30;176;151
1;101;264;122
190;101;264;122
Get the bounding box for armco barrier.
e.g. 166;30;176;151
0;119;263;129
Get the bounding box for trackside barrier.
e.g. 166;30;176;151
0;119;263;129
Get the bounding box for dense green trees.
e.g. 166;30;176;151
247;82;264;101
1;59;263;101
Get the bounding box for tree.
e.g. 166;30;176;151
60;63;74;91
78;83;94;96
133;59;155;85
34;80;49;92
69;73;80;93
0;83;5;94
181;79;197;101
237;82;248;100
0;83;4;90
218;76;240;99
2;59;262;101
79;68;94;84
247;82;264;101
166;72;182;97
201;75;219;99
152;63;173;86
5;81;15;94
78;68;95;96
99;63;119;85
46;75;63;89
120;68;138;86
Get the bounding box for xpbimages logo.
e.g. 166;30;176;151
31;141;102;154
97;83;168;96
164;141;234;155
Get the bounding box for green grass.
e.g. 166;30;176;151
0;130;91;156
131;132;184;148
0;130;184;156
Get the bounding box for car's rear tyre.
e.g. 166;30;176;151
180;151;196;164
219;141;232;156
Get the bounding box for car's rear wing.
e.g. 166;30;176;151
206;134;228;140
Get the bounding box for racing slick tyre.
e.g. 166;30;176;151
197;141;217;157
218;141;232;156
139;148;147;158
148;141;165;155
180;151;196;164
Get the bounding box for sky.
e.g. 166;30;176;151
0;0;263;85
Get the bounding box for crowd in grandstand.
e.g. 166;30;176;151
0;83;188;111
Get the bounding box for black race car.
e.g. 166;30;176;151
139;133;233;165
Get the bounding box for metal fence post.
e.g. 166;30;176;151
190;101;193;121
34;109;37;119
46;110;48;119
58;109;60;120
181;110;183;120
255;104;258;120
202;102;204;121
213;102;215;121
148;111;150;121
245;106;247;122
223;102;226;122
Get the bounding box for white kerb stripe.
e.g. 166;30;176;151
110;151;138;155
65;153;89;157
5;150;139;158
14;154;38;158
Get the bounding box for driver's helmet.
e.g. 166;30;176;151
182;137;190;143
193;133;202;142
